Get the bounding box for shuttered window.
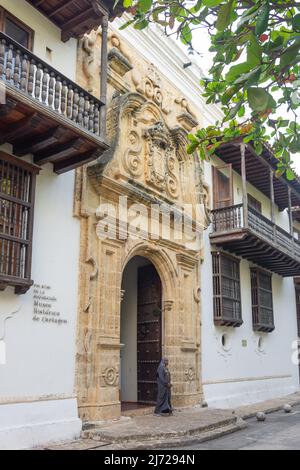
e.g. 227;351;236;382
212;252;243;327
251;268;274;333
212;164;233;209
0;152;39;294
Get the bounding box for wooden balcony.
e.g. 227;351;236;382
210;204;300;277
0;31;109;173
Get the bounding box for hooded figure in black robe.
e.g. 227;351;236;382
154;358;172;416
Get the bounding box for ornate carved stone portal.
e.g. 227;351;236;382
75;29;209;421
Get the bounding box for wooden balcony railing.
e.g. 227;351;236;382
0;32;104;138
211;203;300;266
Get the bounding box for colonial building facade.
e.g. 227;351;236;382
0;2;299;450
0;0;121;449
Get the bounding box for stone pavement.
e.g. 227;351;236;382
38;392;300;450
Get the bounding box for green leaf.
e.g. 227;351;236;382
247;34;262;67
280;39;300;69
226;62;252;82
180;25;192;44
187;134;199;143
292;14;300;32
248;87;275;112
238;105;245;117
187;142;199;154
255;2;270;36
134;19;149;30
138;0;152;13
216;0;234;31
286;169;295;180
202;0;223;6
123;0;132;7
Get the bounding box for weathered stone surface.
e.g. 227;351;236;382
283;404;292;413
256;412;266;422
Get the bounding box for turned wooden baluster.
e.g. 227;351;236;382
35;64;42;101
48;72;55;108
0;39;5;77
67;85;73;118
55;76;61;112
13;49;21;87
77;92;85;126
42;68;49;104
83;96;90;129
20;54;29;92
61;80;68;116
94;103;100;135
88;100;95;132
72;88;79;122
28;59;35;96
5;44;14;82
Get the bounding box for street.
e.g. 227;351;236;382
169;406;300;450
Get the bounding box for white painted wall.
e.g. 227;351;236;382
0;144;81;449
0;0;77;80
120;256;152;402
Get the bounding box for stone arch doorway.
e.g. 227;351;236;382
120;255;163;411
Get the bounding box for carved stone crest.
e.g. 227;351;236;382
143;121;179;198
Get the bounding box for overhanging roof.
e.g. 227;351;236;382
214;141;300;212
26;0;125;41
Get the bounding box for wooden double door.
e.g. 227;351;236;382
137;265;162;404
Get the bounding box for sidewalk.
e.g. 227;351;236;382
39;392;300;450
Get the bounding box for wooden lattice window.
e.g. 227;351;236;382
0;152;39;294
212;251;243;327
251;268;274;333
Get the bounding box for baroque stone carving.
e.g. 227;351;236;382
132;64;172;115
185;367;195;382
143;121;179;198
102;367;119;386
123;130;143;177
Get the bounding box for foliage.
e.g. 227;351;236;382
116;0;300;178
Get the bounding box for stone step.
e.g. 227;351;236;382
82;414;243;445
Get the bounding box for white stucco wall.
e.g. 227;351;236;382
0;144;81;449
0;0;77;81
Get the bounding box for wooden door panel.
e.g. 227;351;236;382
137;265;162;404
213;164;233;209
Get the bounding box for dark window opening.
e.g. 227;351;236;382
0;8;34;50
248;194;262;213
212;252;243;327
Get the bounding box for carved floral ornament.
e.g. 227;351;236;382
102;367;119;386
185;367;195;382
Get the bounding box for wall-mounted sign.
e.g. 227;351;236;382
32;284;68;326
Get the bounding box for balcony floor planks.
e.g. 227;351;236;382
0;91;108;173
211;229;300;277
